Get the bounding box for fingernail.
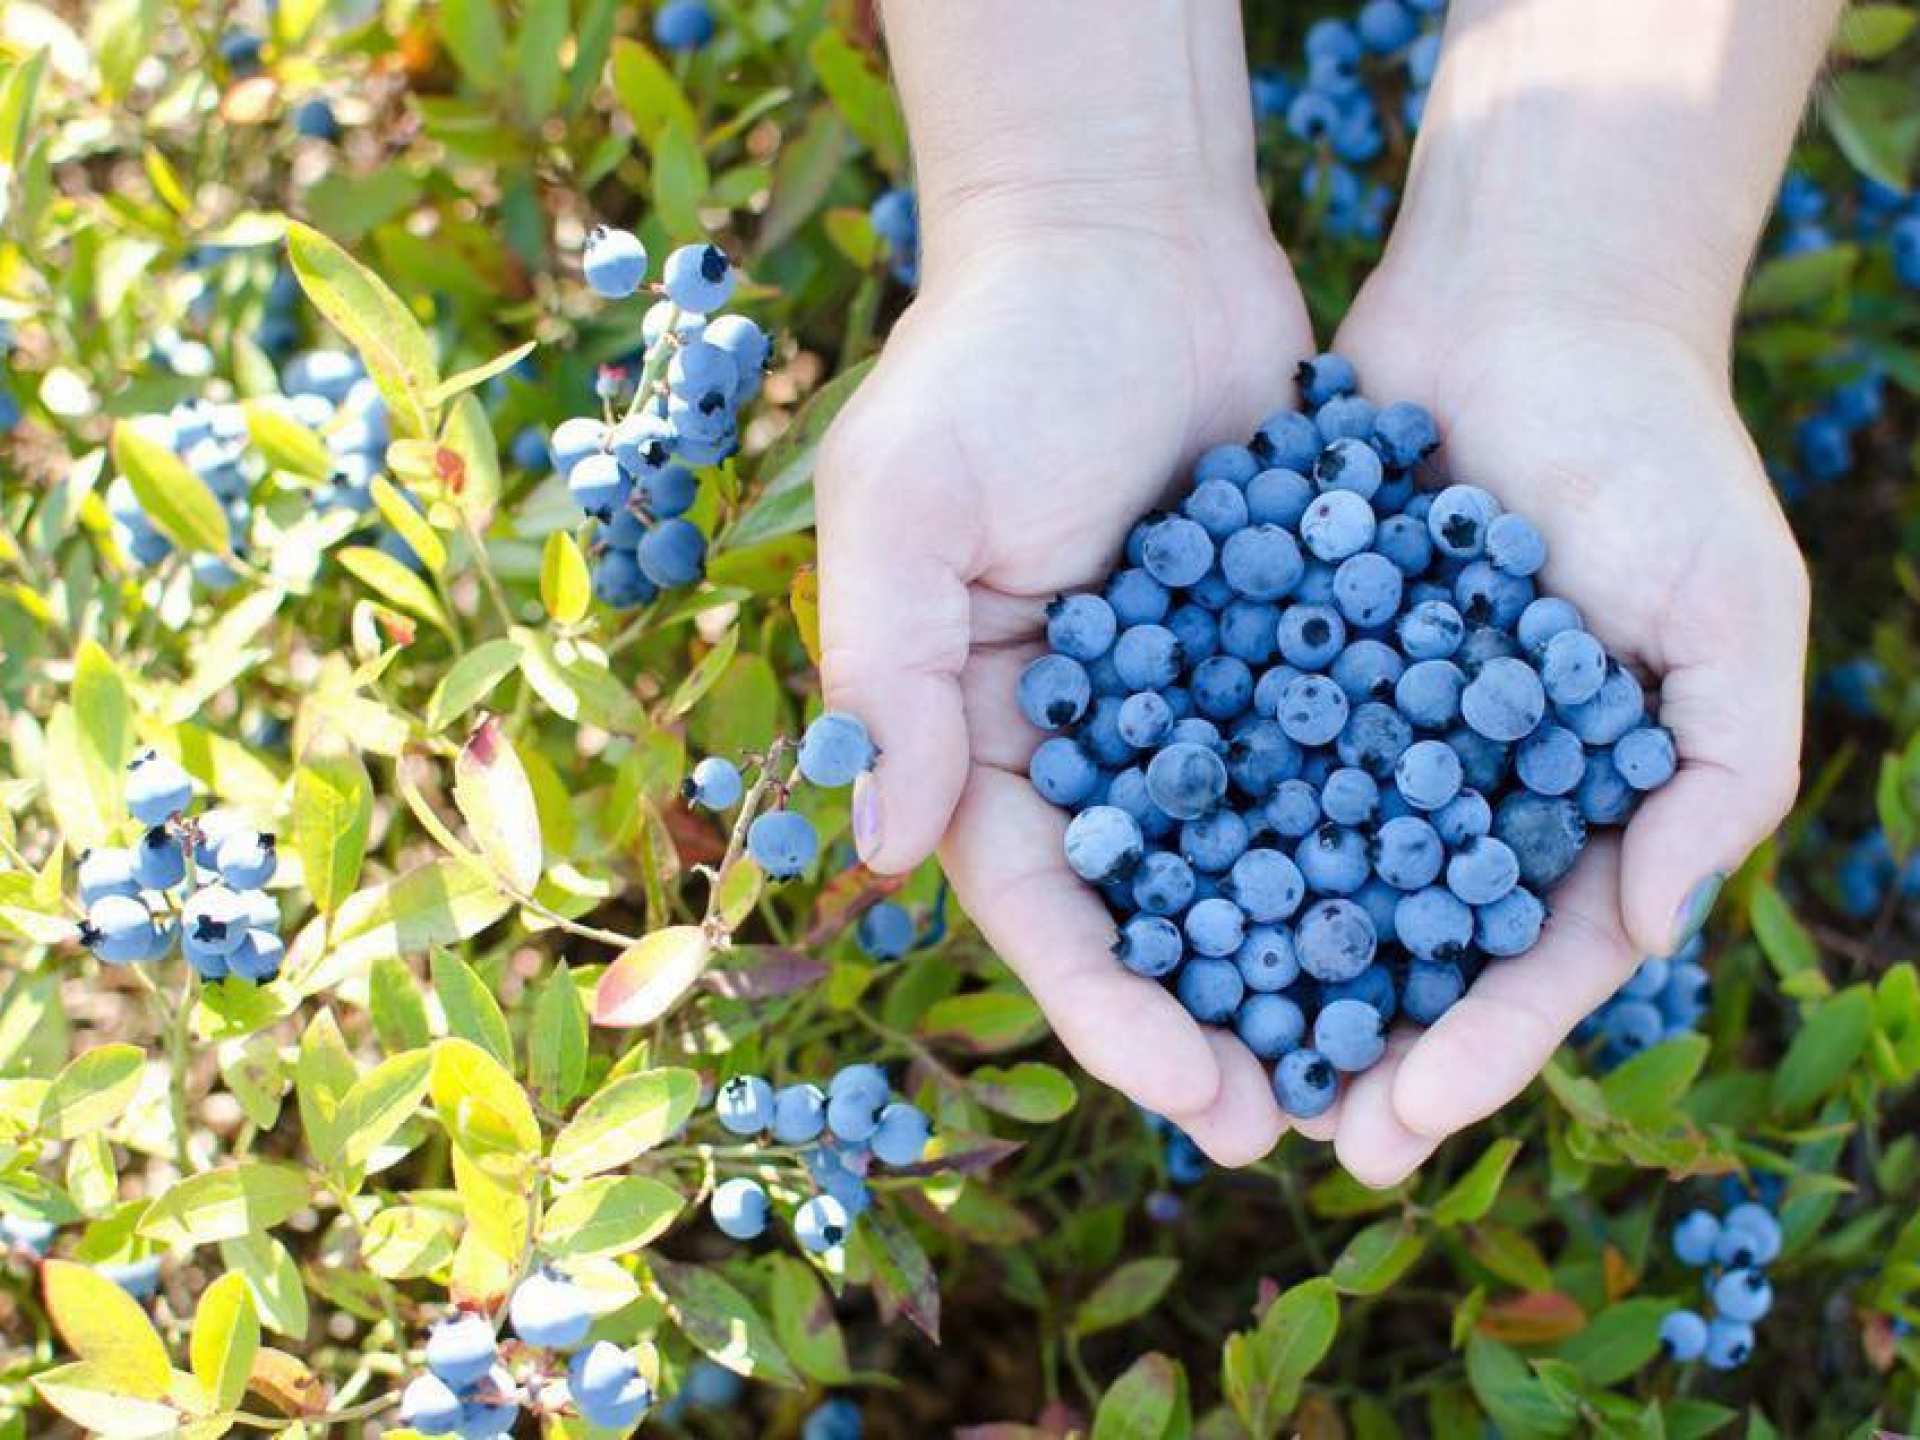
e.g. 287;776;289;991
1671;871;1725;953
852;774;883;864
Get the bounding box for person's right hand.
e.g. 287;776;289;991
816;207;1314;1162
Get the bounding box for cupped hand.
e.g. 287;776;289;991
1304;267;1810;1185
816;214;1313;1160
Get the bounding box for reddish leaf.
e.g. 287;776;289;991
1475;1291;1589;1345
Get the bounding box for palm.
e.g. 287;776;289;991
818;231;1316;1144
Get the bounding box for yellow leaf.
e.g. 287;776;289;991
540;530;591;625
42;1260;171;1398
452;715;543;894
591;926;711;1028
190;1273;259;1413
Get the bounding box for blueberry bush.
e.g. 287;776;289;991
1;3;1918;1437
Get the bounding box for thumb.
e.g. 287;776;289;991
1618;562;1808;960
815;430;977;875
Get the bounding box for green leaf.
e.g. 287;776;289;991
338;544;453;635
652;122;710;240
766;1253;853;1384
40;1261;170;1399
336;1048;434;1169
593;925;712;1027
1600;1035;1710;1126
1824;72;1920;193
806;30;907;173
439;391;502;523
244;399;335;479
285;221;440;438
514;0;568;122
729;355;875;547
1331;1219;1427;1296
362;1204;460;1279
295;858;512;985
539;1175;683;1257
1221;1278;1339;1440
515;627;648;735
292;756;373;917
425;341;539;410
540;530;591;625
1554;1298;1670;1388
650;1255;802;1388
1748;883;1820;982
1073;1258;1181;1336
369;955;433;1053
138;1162;310;1247
428;637;524;732
529;969;590;1109
967;1062;1079;1123
1466;1336;1579;1439
190;1271;259;1412
1836;4;1918;58
38;1043;144;1141
110;420;230;555
550;1067;699;1178
1432;1138;1522;1227
296;1009;358;1161
453;715;542;895
32;1363;179;1436
1771;985;1874;1115
431;950;515;1069
918;990;1047;1053
1093;1353;1190;1440
859;1205;941;1342
1739;245;1860;316
667;627;741;719
370;475;447;574
1468;1223;1556;1293
218;1231;309;1339
610;37;696;144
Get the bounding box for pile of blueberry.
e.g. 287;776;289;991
1255;2;1446;239
107;403;254;591
78;749;284;984
707;1065;932;1254
402;1269;653;1435
1575;933;1711;1067
1658;1187;1785;1371
549;227;769;610
1020;354;1678;1119
868;187;921;288
684;712;877;880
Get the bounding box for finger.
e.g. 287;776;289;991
1332;1030;1439;1188
940;765;1223;1118
1168;1030;1288;1168
1290;1092;1344;1143
1392;838;1636;1139
816;440;980;875
1619;546;1807;958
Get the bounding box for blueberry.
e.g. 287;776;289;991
568;452;629;519
1276;603;1347;671
292;97;340;140
1300;489;1376;562
1176;956;1246;1022
1314;436;1384;500
1515;725;1585;796
1446;727;1510;793
426;1312;497;1389
1297;823;1372;896
1454;561;1535;630
1434;789;1493;846
213;829;276;888
1107;568;1172;626
1716;1205;1783;1266
1561;665;1646;746
1018;655;1093;731
1219;523;1306;600
1461;658;1546;742
1184;478;1251;538
662;243;736;312
801;1397;864;1440
636;517;708;587
1108;767;1177;841
798;712;877;788
1402;961;1465;1024
1277;674;1349;747
1116;915;1184;977
685;756;744;811
1219;600;1282;666
1332;551;1403;627
747;811;818;879
126;749;192;826
1397;599;1465;660
1113;625;1184;691
1295;353;1358;407
1373;815;1445;890
1600;998;1663;1057
1315;395;1377;443
1330;639;1404;704
1065;806;1145;884
1141;516;1216;588
1659;1309;1710;1363
510;1266;592;1349
1191;656;1254;720
98;1255;162;1299
1165;604;1219;665
1394;738;1463;811
78;846;141;906
401;1374;466;1435
1320;768;1381;827
1246;468;1315;527
1540;629;1606;706
1372;401;1439;468
795;1194;852;1253
1131;851;1196;916
771;1083;826;1143
1494;793;1587;890
1265;779;1322;839
715;1074;774;1135
1273;1049;1339;1117
855;900;916;960
1294;898;1376;981
1446;835;1520;905
1180;808;1250;874
1183;897;1248;958
1612;725;1677;790
582;226;649;298
1426;485;1499;559
1235;925;1300;993
1486;513;1546;577
1145;742;1228;820
1235;993;1307;1058
1671;1209;1722;1267
871;1103;931;1166
1473;886;1545;957
1394;886;1473;963
133;827;185;891
570;1341;655;1430
592;548;656;608
1046;594;1118;662
1702;1317;1755;1371
1395;658;1467;731
1314;998;1387;1072
1194;444;1261;488
1516;597;1583;655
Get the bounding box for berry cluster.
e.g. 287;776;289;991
685;712;878;880
552;227;769;609
1256;2;1446;239
707;1066;932;1254
402;1270;651;1435
1836;825;1920;918
868;187;920;288
78;750;283;983
1774;168;1920;288
275;349;400;532
1575;933;1710;1067
1020;354;1677;1118
1659;1188;1785;1371
107;404;254;591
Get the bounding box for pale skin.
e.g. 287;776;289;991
817;0;1830;1183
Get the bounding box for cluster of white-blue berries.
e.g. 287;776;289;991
708;1065;932;1255
107;404;254;591
683;712;878;880
550;226;769;609
78;749;283;984
1575;932;1710;1067
1253;2;1446;240
1659;1188;1784;1371
273;349;398;529
867;187;920;287
1021;354;1678;1120
401;1270;652;1435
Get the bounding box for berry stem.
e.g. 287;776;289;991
619;304;683;427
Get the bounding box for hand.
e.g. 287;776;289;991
1304;251;1810;1185
816;208;1315;1161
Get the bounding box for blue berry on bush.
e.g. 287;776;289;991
856;900;915;959
126;749;192;826
748;811;819;879
425;1313;497;1389
508;1266;591;1349
715;1074;774;1135
794;1193;850;1253
583;226;649;299
684;756;744;811
710;1177;770;1240
662;244;737;312
1659;1309;1709;1363
401;1373;465;1435
798;712;877;787
569;1341;654;1429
